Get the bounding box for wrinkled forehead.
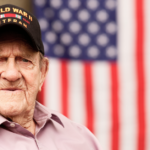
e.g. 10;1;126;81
0;38;37;60
0;41;35;56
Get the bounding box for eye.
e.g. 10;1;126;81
16;57;30;63
16;57;33;69
22;58;29;62
0;57;7;65
0;57;7;61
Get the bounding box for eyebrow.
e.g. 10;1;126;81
0;49;35;60
18;53;33;59
0;43;37;58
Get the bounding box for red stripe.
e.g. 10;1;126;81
84;62;94;133
60;60;69;117
135;0;146;150
37;81;45;106
110;63;119;150
5;13;16;18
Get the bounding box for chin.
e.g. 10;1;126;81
0;91;27;116
0;101;26;118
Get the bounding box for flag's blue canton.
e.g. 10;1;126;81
33;0;117;61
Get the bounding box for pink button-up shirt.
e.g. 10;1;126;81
0;102;101;150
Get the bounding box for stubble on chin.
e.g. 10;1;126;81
0;90;27;117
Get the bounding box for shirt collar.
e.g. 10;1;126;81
34;101;64;127
0;115;9;125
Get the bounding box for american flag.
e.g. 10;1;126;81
33;0;150;150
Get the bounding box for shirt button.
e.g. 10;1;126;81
10;123;15;127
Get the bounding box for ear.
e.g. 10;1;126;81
39;57;49;91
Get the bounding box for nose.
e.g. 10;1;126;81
1;58;21;82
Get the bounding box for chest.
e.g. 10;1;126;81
0;124;95;150
0;128;54;150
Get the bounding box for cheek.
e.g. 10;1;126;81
20;69;41;106
21;69;41;91
0;65;6;73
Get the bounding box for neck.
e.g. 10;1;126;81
8;110;36;135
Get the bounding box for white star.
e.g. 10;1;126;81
105;0;116;10
97;34;109;46
96;10;109;23
52;21;63;32
106;46;117;58
68;0;80;9
87;22;100;34
45;31;57;44
60;9;72;21
78;34;90;46
78;9;90;22
106;22;117;34
69;21;81;34
54;45;64;56
87;0;99;10
87;46;100;58
38;18;49;31
69;46;81;57
50;0;62;9
44;8;54;19
35;0;46;7
61;33;72;45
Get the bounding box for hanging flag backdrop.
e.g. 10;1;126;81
33;0;150;150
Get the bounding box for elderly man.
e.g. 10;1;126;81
0;4;101;150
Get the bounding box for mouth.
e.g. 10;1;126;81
0;88;22;92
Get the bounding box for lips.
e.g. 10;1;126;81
4;89;18;91
0;88;22;91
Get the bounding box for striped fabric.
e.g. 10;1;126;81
34;0;150;150
0;13;22;19
0;14;5;18
15;14;22;19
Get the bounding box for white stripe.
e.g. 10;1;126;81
118;0;137;150
144;0;150;149
45;58;61;112
68;61;86;125
92;62;111;150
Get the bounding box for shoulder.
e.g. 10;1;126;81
36;102;101;150
50;110;101;150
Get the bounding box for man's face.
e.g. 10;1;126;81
0;39;46;118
